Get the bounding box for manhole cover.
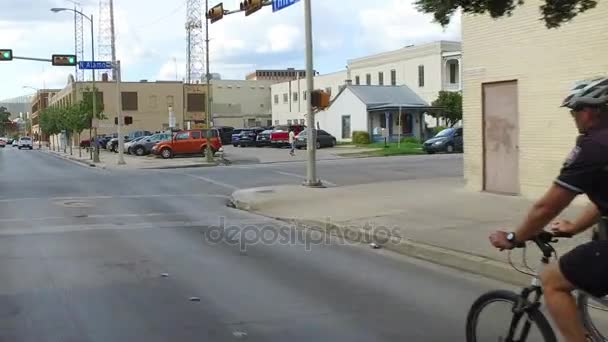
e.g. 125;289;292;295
55;200;92;208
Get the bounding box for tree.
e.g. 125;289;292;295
431;91;462;128
414;0;597;28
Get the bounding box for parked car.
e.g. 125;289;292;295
214;126;235;145
0;140;5;148
124;136;149;154
236;128;265;147
270;125;306;147
128;130;153;140
12;139;19;147
18;136;33;150
294;129;337;149
152;129;222;159
99;135;116;149
255;130;273;147
231;129;245;147
422;127;463;154
107;136;131;153
129;133;172;156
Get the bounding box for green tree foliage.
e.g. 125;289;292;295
415;0;597;28
431;91;462;128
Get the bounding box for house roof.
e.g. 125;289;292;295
346;85;430;110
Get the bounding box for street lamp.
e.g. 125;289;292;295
51;7;101;163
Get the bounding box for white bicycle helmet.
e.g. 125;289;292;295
561;77;608;109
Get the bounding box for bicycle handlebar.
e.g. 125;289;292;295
516;230;573;258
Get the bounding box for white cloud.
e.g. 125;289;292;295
256;24;302;54
158;57;186;81
20;68;72;90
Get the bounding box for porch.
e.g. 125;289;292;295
368;108;426;143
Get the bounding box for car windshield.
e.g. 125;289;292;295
20;137;31;141
434;128;455;138
232;129;243;135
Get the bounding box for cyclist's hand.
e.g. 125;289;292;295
489;231;515;250
550;219;575;235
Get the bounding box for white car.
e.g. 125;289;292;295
18;137;33;150
12;140;18;147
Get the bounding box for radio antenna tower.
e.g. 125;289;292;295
67;0;85;81
98;0;117;79
185;0;204;83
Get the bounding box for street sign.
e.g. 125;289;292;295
272;0;300;12
78;61;113;70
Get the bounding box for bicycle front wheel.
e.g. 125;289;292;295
578;292;608;341
466;290;557;342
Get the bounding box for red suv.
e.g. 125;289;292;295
152;129;222;159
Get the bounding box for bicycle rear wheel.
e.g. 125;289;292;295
578;292;608;341
466;290;557;342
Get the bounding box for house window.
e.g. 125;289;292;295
167;95;174;107
418;65;425;87
380;116;386;129
274;94;279;104
303;91;307;100
366;74;371;85
355;76;360;85
287;119;292;125
300;119;305;125
121;92;138;111
342;115;351;139
187;93;206;112
293;92;298;102
275;120;280;125
283;93;288;103
449;62;458;84
391;69;397;86
248;119;256;127
378;72;384;86
149;95;158;109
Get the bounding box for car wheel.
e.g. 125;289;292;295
316;141;322;149
160;148;172;159
135;146;145;156
446;144;454;153
331;139;336;147
426;151;435;155
233;144;238;147
29;147;33;150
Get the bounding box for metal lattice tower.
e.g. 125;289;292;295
68;0;85;81
185;0;204;83
98;0;117;79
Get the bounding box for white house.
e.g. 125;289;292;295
317;85;433;142
271;40;462;128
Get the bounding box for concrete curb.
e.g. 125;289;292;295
140;163;218;170
230;195;531;287
41;150;106;169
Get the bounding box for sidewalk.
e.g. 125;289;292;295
231;177;592;285
41;147;218;170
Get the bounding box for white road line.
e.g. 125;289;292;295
0;193;229;203
274;171;337;187
171;172;240;191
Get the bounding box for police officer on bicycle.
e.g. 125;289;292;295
490;77;608;342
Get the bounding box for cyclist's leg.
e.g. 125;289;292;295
541;263;587;342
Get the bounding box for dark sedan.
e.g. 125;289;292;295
129;133;172;156
237;128;265;147
422;127;463;154
231;129;245;147
255;129;273;147
294;129;337;149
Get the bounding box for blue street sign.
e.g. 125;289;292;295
78;61;113;70
272;0;300;12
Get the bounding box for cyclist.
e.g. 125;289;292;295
489;77;608;342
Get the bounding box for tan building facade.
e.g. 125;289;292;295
210;79;275;128
30;89;60;141
49;77;185;138
462;0;608;199
246;68;308;82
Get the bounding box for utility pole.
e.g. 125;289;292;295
303;0;321;187
204;0;213;162
90;13;100;163
115;60;125;165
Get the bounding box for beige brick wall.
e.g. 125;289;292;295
463;0;608;199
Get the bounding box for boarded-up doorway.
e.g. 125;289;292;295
483;81;519;194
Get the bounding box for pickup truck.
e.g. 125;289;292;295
270;125;306;147
152;129;222;159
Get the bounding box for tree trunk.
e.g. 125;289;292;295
69;131;73;155
89;128;92;160
78;132;82;158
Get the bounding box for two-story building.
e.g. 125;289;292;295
30;89;60;141
271;40;462;128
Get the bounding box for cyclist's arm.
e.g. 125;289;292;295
561;203;601;236
513;184;578;242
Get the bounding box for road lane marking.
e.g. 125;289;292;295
0;193;229;203
274;171;337;187
163;172;240;191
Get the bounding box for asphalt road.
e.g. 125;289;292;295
0;148;504;342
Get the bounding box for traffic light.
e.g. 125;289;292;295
240;0;263;16
207;3;224;23
311;90;330;109
52;54;77;66
0;49;13;61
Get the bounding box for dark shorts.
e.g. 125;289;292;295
559;240;608;298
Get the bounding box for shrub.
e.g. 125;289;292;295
352;131;371;145
401;137;420;144
432;126;447;135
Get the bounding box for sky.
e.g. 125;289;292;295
0;0;461;100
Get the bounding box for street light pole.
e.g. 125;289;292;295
205;0;214;163
303;0;321;187
51;8;99;163
116;60;125;165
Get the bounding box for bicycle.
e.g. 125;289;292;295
466;231;608;341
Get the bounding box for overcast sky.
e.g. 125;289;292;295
0;0;460;100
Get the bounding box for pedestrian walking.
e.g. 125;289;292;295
289;128;296;156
